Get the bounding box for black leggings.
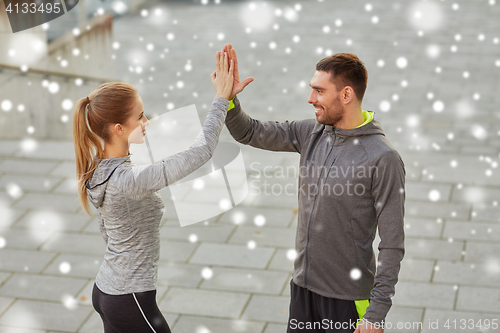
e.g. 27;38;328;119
92;283;171;333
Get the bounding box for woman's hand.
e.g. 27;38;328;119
210;51;234;100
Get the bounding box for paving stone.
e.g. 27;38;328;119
399;258;434;282
181;186;235;205
433;260;500;288
463;241;500;263
51;178;78;194
200;266;289;295
159;287;250;319
384;306;424;333
0;160;58;176
456;286;500;314
189;243;275;269
405;200;471;220
0;174;61;193
0;299;92;332
421;158;500;186
40;232;105;255
0;273;87;302
405;238;464;260
172;315;265;333
0;226;52;251
0;249;57;273
0;206;25;227
391;282;456;309
268;249;296;272
443;220;500;242
0;326;45;333
241;295;290;324
156;261;205;288
404;163;422;181
160;200;232;227
405;181;452;202
75;311;104;333
73;279;95;308
228;226;296;248
289;214;298;229
13;193;81;213
81;218;100;234
47;161;76;178
264;323;288;333
461;145;499;155
250;192;299;209
217;206;296;228
13;142;76;161
0;297;15;318
42;253;102;279
156;189;193;219
404;217;443;238
471;203;500;222
13;210;90;232
0;273;11;285
0;141;20;155
452;185;500;204
160;222;234;243
159;240;198;263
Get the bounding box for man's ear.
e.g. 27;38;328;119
342;86;355;104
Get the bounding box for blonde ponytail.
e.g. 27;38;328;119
72;82;138;216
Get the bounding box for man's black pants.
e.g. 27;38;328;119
287;279;361;333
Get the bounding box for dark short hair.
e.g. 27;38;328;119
316;53;368;102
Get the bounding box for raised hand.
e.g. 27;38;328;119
210;51;234;100
222;43;254;100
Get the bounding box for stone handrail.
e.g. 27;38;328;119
0;13;117;140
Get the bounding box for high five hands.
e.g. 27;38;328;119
212;44;254;101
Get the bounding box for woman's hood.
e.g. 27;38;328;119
85;153;131;208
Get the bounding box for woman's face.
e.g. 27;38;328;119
126;94;150;145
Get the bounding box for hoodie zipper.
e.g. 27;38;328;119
322;156;338;191
304;128;337;287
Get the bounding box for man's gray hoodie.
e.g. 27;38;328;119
225;96;405;325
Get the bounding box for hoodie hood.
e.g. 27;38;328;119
323;110;384;141
86;153;131;209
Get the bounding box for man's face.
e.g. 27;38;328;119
308;70;345;126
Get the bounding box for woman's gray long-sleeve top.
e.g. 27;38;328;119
85;97;229;295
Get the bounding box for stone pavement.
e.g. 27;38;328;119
1;0;500;332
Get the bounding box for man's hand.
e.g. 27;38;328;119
354;319;384;333
221;43;254;100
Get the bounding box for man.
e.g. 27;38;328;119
217;43;405;333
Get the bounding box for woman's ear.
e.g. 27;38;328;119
110;123;124;137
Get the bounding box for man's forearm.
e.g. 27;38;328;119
224;96;307;153
363;247;404;325
225;95;255;145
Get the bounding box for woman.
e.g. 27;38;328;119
72;51;234;332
